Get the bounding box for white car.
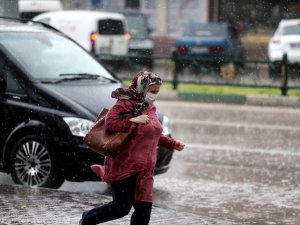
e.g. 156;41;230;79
33;10;130;58
268;19;300;77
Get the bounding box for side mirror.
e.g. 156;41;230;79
0;76;7;94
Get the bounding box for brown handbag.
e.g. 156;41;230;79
83;108;136;158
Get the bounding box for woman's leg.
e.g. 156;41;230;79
130;201;152;225
81;174;138;225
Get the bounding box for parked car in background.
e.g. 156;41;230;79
122;12;154;69
33;10;130;63
268;19;300;78
0;18;173;189
172;22;245;76
19;0;63;19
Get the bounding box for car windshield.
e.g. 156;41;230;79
183;23;227;37
0;30;114;81
125;14;148;38
282;24;300;35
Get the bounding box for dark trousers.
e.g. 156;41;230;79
81;174;152;225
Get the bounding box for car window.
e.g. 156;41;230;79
125;14;148;38
228;25;238;39
36;17;51;25
183;23;227;37
0;56;24;94
0;31;114;81
282;25;300;35
98;19;124;35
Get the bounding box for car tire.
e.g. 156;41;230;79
9;135;64;189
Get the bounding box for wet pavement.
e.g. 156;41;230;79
154;101;300;225
0;184;228;225
2;100;300;225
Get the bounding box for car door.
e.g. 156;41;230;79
0;53;28;161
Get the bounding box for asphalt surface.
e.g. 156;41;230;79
1;92;299;225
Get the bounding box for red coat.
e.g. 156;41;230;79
91;99;176;202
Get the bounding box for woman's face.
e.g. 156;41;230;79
147;84;161;94
144;84;161;103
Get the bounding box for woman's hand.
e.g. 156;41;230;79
129;114;149;124
174;140;185;151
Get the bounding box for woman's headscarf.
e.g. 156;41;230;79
111;71;162;114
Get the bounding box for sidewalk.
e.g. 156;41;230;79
158;90;300;108
0;184;230;225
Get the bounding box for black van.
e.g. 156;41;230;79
0;18;173;189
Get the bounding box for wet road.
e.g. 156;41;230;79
1;100;300;224
153;101;300;225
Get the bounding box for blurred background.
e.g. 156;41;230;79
61;0;300;60
3;0;300;60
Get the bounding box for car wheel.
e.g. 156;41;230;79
9;135;64;189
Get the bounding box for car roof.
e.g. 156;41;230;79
279;19;300;27
0;17;58;33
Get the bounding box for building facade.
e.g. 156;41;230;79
61;0;300;35
216;0;300;33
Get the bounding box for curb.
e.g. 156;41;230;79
158;90;300;108
179;92;246;104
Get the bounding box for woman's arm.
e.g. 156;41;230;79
158;134;176;150
105;100;151;131
105;100;134;131
158;134;185;151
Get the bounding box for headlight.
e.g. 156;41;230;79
63;117;94;137
162;115;170;135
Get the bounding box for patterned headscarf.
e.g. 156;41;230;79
111;71;162;114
